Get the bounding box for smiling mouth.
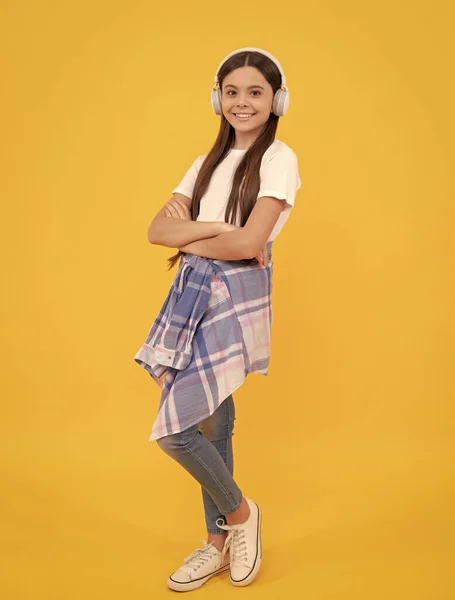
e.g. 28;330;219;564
233;113;256;120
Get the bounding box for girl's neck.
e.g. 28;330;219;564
232;134;277;151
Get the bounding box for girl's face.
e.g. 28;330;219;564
221;66;274;141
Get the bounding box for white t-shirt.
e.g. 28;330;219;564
171;138;301;241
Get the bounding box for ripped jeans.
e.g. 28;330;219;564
156;394;243;534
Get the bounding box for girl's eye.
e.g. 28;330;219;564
226;90;261;96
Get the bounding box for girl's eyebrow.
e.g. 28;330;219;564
224;84;265;90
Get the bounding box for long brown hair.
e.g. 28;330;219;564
167;50;281;270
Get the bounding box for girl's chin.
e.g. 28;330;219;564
230;117;263;128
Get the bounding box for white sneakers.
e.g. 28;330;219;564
216;497;262;587
166;497;262;591
167;539;230;592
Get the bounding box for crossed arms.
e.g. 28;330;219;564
148;192;285;264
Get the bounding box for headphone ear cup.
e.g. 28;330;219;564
272;89;290;116
211;88;223;115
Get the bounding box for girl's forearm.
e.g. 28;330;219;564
148;218;227;248
179;229;252;261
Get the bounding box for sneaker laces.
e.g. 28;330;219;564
182;540;218;573
217;522;249;568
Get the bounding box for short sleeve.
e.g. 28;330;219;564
171;155;205;200
257;150;302;209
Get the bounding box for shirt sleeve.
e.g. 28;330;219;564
257;149;302;209
171;155;205;199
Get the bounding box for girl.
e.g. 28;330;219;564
134;47;301;591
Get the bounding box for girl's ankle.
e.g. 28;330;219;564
207;533;228;552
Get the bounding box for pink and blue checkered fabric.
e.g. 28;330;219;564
134;244;273;441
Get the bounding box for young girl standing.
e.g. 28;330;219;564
134;47;301;591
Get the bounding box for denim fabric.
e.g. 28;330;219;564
156;394;242;534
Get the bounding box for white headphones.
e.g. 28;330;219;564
211;47;290;117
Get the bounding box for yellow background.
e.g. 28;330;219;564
1;1;454;598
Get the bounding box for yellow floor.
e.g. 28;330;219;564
2;396;453;598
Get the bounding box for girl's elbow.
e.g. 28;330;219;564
239;240;257;260
148;220;162;245
147;229;155;244
148;226;174;248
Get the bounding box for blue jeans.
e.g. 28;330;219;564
156;394;243;534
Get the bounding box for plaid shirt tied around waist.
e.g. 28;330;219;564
134;242;273;441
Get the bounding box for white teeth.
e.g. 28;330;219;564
235;114;254;118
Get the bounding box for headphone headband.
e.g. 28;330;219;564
213;47;287;89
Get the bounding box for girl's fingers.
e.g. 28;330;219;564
176;201;191;220
254;245;267;267
166;200;191;220
165;203;179;218
174;204;187;219
258;246;265;267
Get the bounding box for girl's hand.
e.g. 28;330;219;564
164;198;192;220
254;243;269;267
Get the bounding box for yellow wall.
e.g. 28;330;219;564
1;1;453;597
